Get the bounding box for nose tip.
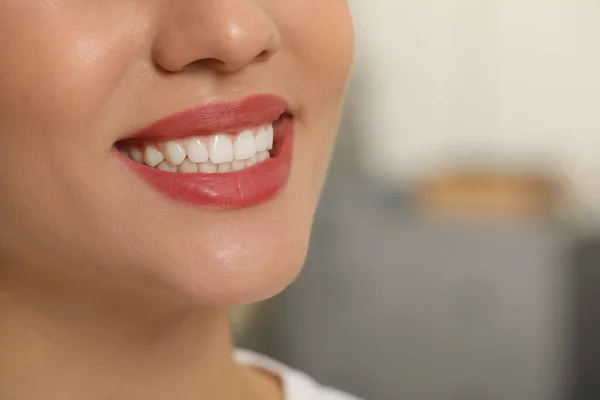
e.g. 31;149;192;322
194;20;280;73
153;2;281;74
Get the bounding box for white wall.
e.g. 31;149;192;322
348;0;600;213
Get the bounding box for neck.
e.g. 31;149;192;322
0;264;275;400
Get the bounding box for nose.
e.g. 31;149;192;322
152;1;281;73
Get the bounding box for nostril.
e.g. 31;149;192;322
180;58;223;72
256;49;273;62
179;53;269;74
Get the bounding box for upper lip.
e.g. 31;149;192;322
121;94;290;142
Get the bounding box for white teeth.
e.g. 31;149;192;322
231;159;246;171
255;126;268;152
217;162;231;173
265;124;274;150
130;148;145;164
177;159;198;173
128;124;276;174
234;130;257;160
246;154;258;167
208;134;234;164
257;150;269;162
157;160;177;172
198;161;218;173
144;146;164;167
164;141;187;166
187;137;209;163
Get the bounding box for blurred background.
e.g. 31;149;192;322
234;1;600;399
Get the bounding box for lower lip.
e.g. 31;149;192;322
118;119;294;209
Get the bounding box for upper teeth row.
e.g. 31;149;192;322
123;124;274;168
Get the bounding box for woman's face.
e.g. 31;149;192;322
0;1;353;305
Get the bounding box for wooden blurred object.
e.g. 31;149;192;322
416;169;563;219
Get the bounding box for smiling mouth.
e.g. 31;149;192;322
114;94;294;209
116;118;284;174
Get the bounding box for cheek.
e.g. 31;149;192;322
0;5;149;275
293;0;355;198
0;4;143;133
282;0;355;93
285;0;354;147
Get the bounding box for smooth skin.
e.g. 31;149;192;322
0;1;354;399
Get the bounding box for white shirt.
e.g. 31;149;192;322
235;349;363;400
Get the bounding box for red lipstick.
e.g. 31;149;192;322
117;94;294;209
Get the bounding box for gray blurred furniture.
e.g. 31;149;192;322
242;177;578;400
571;236;600;399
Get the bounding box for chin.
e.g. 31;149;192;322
110;198;314;307
146;234;310;307
114;162;323;306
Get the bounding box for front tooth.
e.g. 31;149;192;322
208;134;234;164
130;148;145;163
198;161;218;173
144;145;164;167
164;141;186;165
265;124;274;150
255;126;268;152
234;130;256;160
231;160;246;171
156;161;177;172
187;137;209;163
178;159;198;173
217;162;231;173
